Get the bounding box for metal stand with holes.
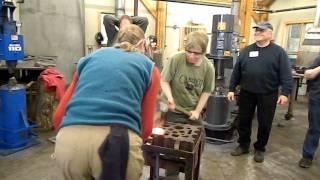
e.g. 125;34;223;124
142;122;204;180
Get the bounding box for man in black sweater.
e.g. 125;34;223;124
227;22;292;163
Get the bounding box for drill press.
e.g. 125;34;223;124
0;0;24;74
0;0;36;153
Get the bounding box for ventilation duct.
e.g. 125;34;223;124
297;0;320;67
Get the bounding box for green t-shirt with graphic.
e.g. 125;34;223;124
161;52;215;111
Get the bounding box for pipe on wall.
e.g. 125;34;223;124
115;0;125;17
134;0;138;16
253;5;316;13
315;0;320;26
231;0;240;15
154;0;231;8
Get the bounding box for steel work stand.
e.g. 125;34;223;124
285;75;303;120
142;122;204;180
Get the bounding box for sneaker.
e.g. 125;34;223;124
299;158;312;168
254;150;264;163
231;146;249;156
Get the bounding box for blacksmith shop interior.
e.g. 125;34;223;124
1;0;320;179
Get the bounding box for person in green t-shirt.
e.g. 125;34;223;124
161;30;215;179
161;31;215;123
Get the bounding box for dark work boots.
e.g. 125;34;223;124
254;150;264;163
230;146;249;156
299;158;313;168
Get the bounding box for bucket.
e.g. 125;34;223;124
205;94;231;125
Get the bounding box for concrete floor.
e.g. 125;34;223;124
0;96;319;180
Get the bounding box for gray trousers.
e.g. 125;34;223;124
103;15;149;47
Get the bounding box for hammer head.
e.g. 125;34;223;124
159;101;168;112
154;101;168;128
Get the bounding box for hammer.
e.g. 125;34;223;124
158;97;192;117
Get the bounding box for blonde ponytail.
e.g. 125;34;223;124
114;42;138;52
114;25;145;52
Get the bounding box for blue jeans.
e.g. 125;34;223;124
302;98;320;159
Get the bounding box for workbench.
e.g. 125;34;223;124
285;74;304;120
142;122;204;180
0;56;57;124
0;56;56;83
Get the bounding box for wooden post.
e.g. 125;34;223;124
156;1;167;50
239;0;254;49
140;0;157;18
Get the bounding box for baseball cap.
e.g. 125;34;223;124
253;22;273;31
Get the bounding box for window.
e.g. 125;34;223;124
284;22;313;66
286;24;301;52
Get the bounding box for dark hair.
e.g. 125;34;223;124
95;32;104;45
148;35;157;44
119;15;133;24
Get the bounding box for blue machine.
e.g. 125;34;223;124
0;1;35;152
0;0;24;74
0;81;33;149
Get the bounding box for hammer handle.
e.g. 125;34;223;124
158;97;191;117
175;105;192;117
